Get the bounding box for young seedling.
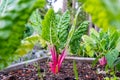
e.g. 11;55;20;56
33;63;45;80
73;60;79;80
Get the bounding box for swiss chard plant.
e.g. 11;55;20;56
0;0;45;70
80;0;120;77
82;28;120;70
41;8;88;74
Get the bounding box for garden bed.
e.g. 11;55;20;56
0;57;119;80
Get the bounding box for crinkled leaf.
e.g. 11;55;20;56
28;9;42;34
57;10;70;49
70;21;88;54
113;57;120;71
82;35;96;47
41;8;58;45
108;31;119;49
105;49;119;68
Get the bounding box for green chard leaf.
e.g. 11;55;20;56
57;10;70;50
28;9;42;35
113;57;120;71
70;21;88;54
41;8;58;45
105;49;119;68
108;31;119;49
41;9;70;53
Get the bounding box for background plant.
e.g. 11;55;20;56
81;28;120;70
18;8;47;56
79;0;120;77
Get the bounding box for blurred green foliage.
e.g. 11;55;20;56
81;0;120;30
17;7;46;57
24;9;43;38
16;34;46;56
0;0;45;70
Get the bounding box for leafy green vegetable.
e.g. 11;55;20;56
0;0;45;70
42;8;88;73
41;9;71;74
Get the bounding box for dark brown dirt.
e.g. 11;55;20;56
0;58;119;80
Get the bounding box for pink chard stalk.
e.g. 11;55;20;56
49;45;67;74
99;56;107;66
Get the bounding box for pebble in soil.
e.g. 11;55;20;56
0;59;120;80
